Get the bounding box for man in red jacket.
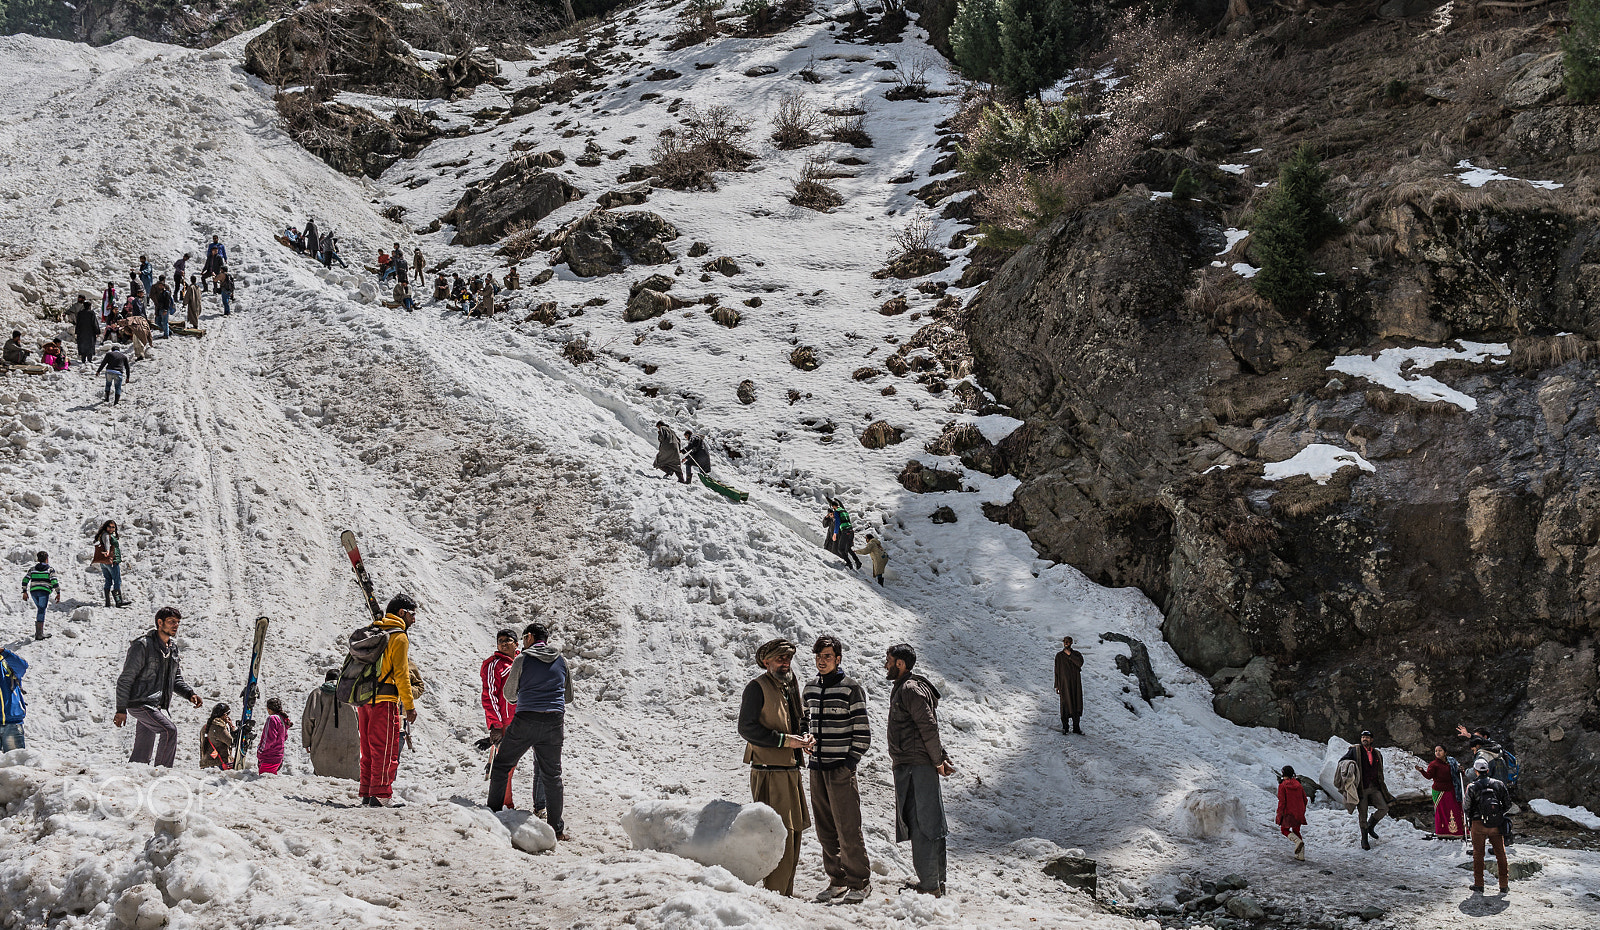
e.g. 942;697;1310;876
481;629;543;814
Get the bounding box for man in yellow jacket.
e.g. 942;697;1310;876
360;594;418;808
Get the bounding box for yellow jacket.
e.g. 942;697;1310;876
374;614;414;711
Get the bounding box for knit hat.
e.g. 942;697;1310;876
755;638;796;665
1474;759;1490;772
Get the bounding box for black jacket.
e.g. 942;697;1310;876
684;436;710;470
74;306;98;342
115;630;195;712
1341;743;1390;791
97;349;131;378
1464;774;1511;824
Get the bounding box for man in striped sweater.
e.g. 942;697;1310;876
804;635;873;904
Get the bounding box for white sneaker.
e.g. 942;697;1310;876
815;885;848;903
378;797;407;808
1294;836;1305;860
839;887;869;904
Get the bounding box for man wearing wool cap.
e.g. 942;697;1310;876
738;638;816;896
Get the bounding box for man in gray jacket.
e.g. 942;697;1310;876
114;607;203;767
302;669;360;780
884;643;952;897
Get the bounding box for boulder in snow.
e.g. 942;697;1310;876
550;210;680;278
495;809;557;853
1176;788;1247;838
621;798;785;885
445;156;584;247
113;883;169;930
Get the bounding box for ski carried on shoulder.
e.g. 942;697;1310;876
340;530;384;624
233;616;270;770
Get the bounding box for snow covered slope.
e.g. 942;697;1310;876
1;5;1598;929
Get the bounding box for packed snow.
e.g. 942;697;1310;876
0;4;1597;930
1329;341;1510;411
621;799;787;884
1528;800;1600;831
1262;444;1377;485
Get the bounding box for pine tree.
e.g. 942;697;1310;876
950;0;1003;86
1251;145;1341;312
1564;0;1600;102
996;0;1076;99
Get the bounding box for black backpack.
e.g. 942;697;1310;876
335;624;396;706
1474;779;1507;826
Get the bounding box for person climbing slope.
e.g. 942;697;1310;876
1277;766;1308;861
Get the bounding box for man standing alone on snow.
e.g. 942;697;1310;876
1053;636;1085;734
739;638;814;896
114;607;203;767
359;594;418;808
804;636;872;904
886;643;951;897
489;624;571;839
1341;730;1393;850
73;296;98;362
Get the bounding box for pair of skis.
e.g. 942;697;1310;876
340;530;413;753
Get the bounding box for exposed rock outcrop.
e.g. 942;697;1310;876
443;155;584;247
968;190;1600;802
546;210;679;278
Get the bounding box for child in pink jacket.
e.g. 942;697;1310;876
256;698;293;774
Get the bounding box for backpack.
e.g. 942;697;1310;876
1498;750;1519;786
335;624;396;706
1473;779;1506;826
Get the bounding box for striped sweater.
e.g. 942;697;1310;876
22;563;58;597
803;670;871;771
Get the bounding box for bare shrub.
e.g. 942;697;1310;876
887;54;933;101
1095;13;1238;137
380;204;406;224
496;221;546;261
791;154;844;211
891;214;938;258
650;104;756;190
563;336;596;364
674;0;725;47
772;92;822;149
826;112;873;148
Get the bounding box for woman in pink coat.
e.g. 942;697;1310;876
256;697;293;774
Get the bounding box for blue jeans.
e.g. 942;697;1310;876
0;723;23;752
220;292;232;315
104;371;124;402
31;591;49;624
100;563;122;595
155;308;170;338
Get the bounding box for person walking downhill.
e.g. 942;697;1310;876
115;607;204;767
303;669;360;780
488;624;571;839
21;551;60;641
1465;758;1512;895
738;639;813;896
1417;744;1466;839
73;295;99;363
257;698;292;773
1340;730;1393;850
359;594;418;808
92;520;128;608
832;501;862;570
96;342;132;405
854;534;888;586
1277;766;1308;860
654;421;686;483
481;629;544;814
804;636;872;904
0;647;28;751
1054;636;1085;734
885;643;951;897
200;703;236;769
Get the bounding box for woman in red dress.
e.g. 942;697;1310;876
1416;744;1466;838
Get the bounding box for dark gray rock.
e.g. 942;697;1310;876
1041;855;1097;894
931;506;958;524
551;210;680;278
624;288;673;323
443;156;584;247
899;461;963;494
1502;54;1565;110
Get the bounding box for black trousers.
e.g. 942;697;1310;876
489;711;565;831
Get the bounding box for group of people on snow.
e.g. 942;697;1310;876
282;217;348;269
737;636;952;900
2;237;239;407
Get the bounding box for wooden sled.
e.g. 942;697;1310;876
699;473;749;503
172;327;206;337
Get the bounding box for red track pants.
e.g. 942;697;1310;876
358;702;402;799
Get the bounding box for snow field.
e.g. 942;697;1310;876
0;4;1598;929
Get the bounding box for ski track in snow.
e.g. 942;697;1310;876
0;5;1597;929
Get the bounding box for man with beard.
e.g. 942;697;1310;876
738;638;815;896
1341;730;1394;850
885;643;952;896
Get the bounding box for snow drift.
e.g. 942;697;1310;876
621;798;786;886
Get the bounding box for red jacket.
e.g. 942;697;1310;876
480;652;515;729
1277;777;1308;830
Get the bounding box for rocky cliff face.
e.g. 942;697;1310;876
968;189;1600;803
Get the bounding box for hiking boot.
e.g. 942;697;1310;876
1470;884;1484;893
104;591;112;608
361;797;379;807
1293;836;1305;861
114;594;130;608
1360;834;1370;851
555;831;570;841
839;887;869;904
1498;886;1509;895
815;886;848;903
534;807;547;820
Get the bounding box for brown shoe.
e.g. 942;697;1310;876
556;831;570;841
